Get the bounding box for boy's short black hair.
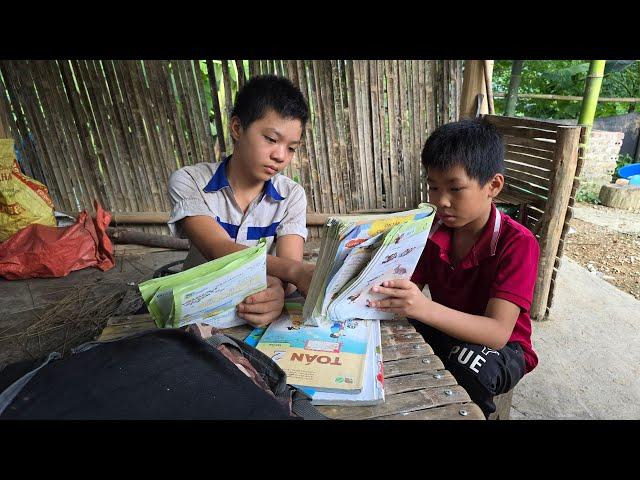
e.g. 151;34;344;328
231;75;309;129
421;117;504;185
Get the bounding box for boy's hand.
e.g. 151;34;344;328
368;280;429;319
237;275;285;327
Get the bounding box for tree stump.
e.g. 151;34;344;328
598;184;640;212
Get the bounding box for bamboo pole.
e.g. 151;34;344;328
577;60;606;146
459;60;488;118
504;60;524;116
530;126;581;321
483;60;495;115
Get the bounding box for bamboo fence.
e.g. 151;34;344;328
0;60;463;235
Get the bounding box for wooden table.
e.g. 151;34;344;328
98;315;485;420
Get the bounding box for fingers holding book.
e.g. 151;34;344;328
368;280;427;318
238;275;285;327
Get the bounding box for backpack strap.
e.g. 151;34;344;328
290;387;329;420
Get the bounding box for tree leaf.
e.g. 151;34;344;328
604;60;637;74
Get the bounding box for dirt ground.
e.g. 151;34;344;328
564;204;640;301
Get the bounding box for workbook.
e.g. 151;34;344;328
303;204;436;326
138;239;267;329
255;302;373;393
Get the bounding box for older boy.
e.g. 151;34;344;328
168;75;315;328
369;118;539;418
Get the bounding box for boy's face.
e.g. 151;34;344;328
230;109;303;183
426;164;503;229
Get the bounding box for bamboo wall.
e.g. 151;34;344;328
0;60;463;234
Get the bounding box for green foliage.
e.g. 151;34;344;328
494;60;640;120
576;186;602;204
615;153;636;179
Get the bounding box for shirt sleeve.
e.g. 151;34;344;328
275;184;308;240
489;232;540;311
167;168;214;237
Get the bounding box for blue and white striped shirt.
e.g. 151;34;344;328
168;156;308;270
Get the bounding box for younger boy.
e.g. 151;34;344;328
167;75;315;328
368;118;539;418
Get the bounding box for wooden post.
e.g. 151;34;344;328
530;126;582;321
459;60;489;119
483;60;495;114
504;60;524;116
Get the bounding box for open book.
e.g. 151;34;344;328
303;204;436;326
138;239;267;329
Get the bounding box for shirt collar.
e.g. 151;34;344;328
203;155;286;202
429;203;503;268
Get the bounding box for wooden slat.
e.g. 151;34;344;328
342;61;361;212
297;60;322;212
102;60;150;211
359;61;375;210
75;60;128;212
321;61;345;213
205;60;227;158
317;384;471;420
26;61;77;212
378;60;391;209
368;60;382;209
91;60;140;211
382;331;424;347
505;142;555;160
379;402;485;420
504;175;549;199
486;114;560;134
173;60;203;167
190;60;215;163
383;354;444;378
505;149;554;170
385;369;458;396
505;167;551;188
502;139;557;158
381;342;433;361
117;61;164;212
501;184;547;211
386;60;400;209
0;63;44;183
310;60;333;212
399;60;413;207
58;60;111;210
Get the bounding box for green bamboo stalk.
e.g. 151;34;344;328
504;60;524;116
578;60;606;147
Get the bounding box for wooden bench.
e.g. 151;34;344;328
98;315;485;420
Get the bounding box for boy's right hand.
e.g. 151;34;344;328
237;275;285;328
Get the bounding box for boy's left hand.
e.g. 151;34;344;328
237;275;285;327
369;280;429;319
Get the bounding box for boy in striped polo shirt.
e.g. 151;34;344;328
168;75;315;328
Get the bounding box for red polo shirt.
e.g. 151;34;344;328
411;203;539;373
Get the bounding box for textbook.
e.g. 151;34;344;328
255;304;373;393
303;204;436;326
310;318;384;406
138;239;267;329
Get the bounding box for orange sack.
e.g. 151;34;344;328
0;200;115;280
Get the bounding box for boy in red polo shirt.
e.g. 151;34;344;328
369;118;539;418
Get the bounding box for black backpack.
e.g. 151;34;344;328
0;328;326;420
